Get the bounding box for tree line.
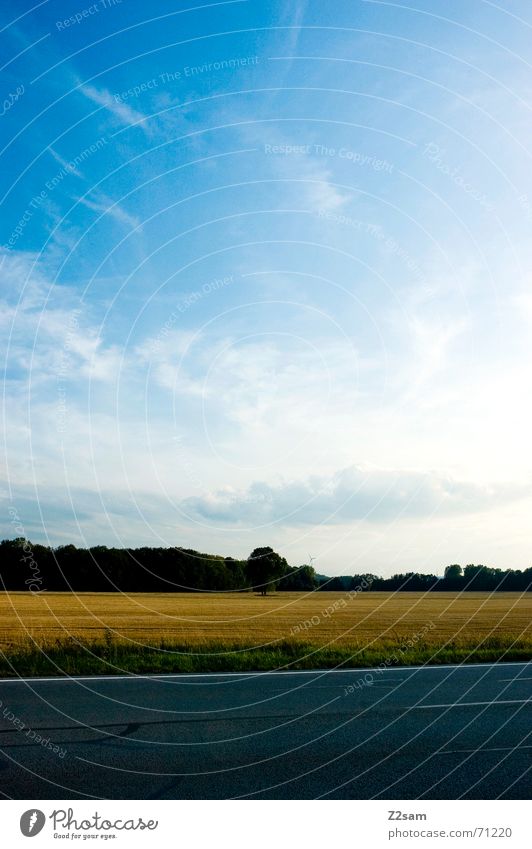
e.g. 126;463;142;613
318;563;532;592
1;538;531;593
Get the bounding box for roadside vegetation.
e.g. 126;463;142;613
1;634;530;678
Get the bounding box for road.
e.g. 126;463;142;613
0;662;530;799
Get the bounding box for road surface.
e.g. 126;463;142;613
0;662;530;799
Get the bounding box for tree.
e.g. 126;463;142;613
278;564;317;591
463;564;496;590
444;564;463;581
246;547;288;595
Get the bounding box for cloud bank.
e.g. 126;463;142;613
181;465;529;527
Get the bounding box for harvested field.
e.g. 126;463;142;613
1;591;530;652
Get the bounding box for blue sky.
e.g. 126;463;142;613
2;0;532;574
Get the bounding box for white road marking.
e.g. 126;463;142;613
414;699;532;709
499;677;532;682
437;745;532;755
0;661;529;684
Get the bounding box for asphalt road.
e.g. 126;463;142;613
0;662;530;799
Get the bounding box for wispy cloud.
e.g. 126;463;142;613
303;168;351;212
270;0;308;81
261;129;352;212
47;146;83;178
0;248;124;385
136;330;205;395
75;191;142;230
81;83;150;134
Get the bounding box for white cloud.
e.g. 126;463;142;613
304;170;351;212
182;464;529;527
47;146;83;178
0;249;127;388
400;313;468;403
246;121;352;213
275;151;352;212
136;330;206;395
81;84;150;134
75;191;142;230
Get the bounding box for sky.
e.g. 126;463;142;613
1;0;532;575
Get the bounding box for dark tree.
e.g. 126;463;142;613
246;547;288;595
444;564;463;581
278;564;317;591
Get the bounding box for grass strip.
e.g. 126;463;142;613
1;635;530;677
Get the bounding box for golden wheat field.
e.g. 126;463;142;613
0;591;530;650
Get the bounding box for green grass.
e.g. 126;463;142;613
1;634;530;677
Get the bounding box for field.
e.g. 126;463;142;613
1;591;531;676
